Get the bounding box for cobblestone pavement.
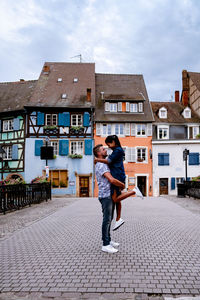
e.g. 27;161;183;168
0;195;200;299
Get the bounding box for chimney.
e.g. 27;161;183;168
182;70;189;91
19;79;25;83
43;65;50;74
87;88;91;102
182;90;189;106
175;91;179;102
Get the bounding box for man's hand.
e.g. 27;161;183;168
104;172;125;189
94;158;98;164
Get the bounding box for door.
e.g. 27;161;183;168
137;176;146;196
159;178;168;195
79;176;89;197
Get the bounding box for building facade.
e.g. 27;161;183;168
94;73;154;197
151;101;200;196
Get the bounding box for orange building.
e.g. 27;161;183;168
94;73;154;197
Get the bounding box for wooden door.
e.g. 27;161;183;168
79;176;89;197
159;178;168;195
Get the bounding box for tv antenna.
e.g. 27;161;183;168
70;54;82;63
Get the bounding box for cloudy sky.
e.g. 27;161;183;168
0;0;200;101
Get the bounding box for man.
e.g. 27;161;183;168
93;144;125;254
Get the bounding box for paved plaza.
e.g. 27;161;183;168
0;195;200;299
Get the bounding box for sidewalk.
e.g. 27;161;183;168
0;195;200;299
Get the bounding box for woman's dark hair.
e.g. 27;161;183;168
105;135;121;147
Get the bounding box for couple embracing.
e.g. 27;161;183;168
93;135;143;254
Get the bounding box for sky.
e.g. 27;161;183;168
0;0;200;101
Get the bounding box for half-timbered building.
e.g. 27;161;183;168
25;62;95;196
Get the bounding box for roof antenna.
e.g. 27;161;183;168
70;54;82;63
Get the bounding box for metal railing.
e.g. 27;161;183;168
0;182;51;214
177;181;200;199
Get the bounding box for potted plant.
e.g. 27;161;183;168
68;154;83;159
60;180;67;187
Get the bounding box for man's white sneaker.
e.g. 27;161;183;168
110;241;120;247
102;245;118;253
133;186;144;199
113;218;125;231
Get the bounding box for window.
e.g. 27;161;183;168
129;177;136;185
126;102;130;112
137;148;147;162
71;114;83;126
110;103;117;112
188;126;199;139
115;124;124;135
70;141;84;155
183;108;191;118
73;78;78;83
126;147;136;162
138;102;143;112
102;124;112;136
105;102;110;112
3;120;14;132
118;102;122;112
158;127;169;139
45;114;57;126
50;141;59;156
158;153;169;166
159;107;167;119
44;170;68;188
136;124;146;136
57;78;62;82
61;93;67;99
189;153;199;165
4;146;12;160
130;103;138;112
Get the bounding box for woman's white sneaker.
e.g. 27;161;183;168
102;245;118;253
133;186;144;199
113;218;125;231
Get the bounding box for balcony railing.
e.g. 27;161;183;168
0;182;51;214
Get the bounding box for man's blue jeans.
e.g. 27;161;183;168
99;196;114;246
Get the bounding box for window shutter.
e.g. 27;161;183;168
118;102;122;112
138;102;143;112
147;123;152;136
85;139;93;155
59;140;69;156
83;112;90;127
171;177;175;190
189;153;199;165
158;153;164;165
105;102;110;112
131;147;136;162
131;123;136;136
126;148;131;162
164;153;169;165
13;118;20;130
35;140;43;156
58;113;64;126
96;123;101;136
125;174;129;189
0;120;1;132
37;112;45;126
126;102;130;112
125;123;130;136
186;177;190;181
64;112;70;126
12;144;18;160
126;147;136;162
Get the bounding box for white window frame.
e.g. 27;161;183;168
118;102;122;112
105;102;110;112
110;103;117;112
114;123;124;136
138;102;143;112
130;103;138;113
188;125;199;139
50;140;59;156
157;125;169;140
3;120;14;132
183;107;191;119
136;124;146;137
4;145;12;160
45;114;58;126
126;102;130;112
61;93;67;99
71;114;83;126
102;124;112;136
159;107;167;119
126;147;136;162
70;141;84;155
136;147;148;163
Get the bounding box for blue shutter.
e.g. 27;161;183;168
12;144;18;160
171;177;175;190
13;118;20;130
164;153;169;165
83;112;90;127
59;140;69;155
35;140;43;156
85;139;93;155
187;177;190;181
189;153;199;165
37;112;45;126
58;113;70;126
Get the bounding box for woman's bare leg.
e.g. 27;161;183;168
113;190;136;203
116;202;121;221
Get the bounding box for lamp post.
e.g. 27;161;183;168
183;148;190;181
0;146;6;180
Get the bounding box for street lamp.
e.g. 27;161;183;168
0;146;6;180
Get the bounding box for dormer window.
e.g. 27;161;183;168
110;103;117;112
159;107;167;119
73;78;78;83
57;78;62;82
130;103;138;113
61;93;67;99
183;107;191;119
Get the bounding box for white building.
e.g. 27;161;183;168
151;100;200;196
